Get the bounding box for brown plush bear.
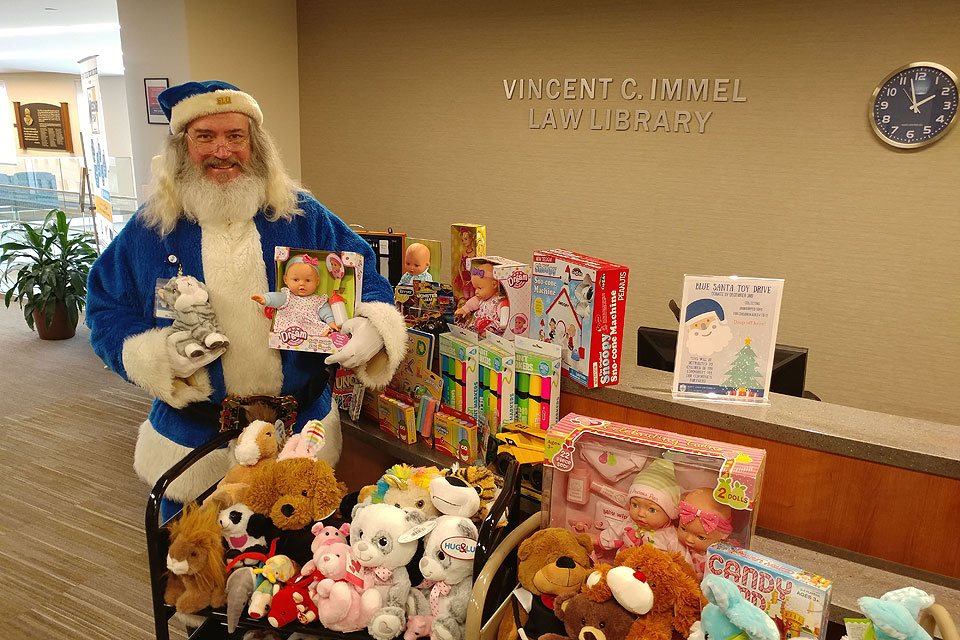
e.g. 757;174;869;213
245;457;347;530
540;591;637;640
582;544;706;640
496;528;593;640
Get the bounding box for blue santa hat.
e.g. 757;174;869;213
157;80;264;134
685;298;724;324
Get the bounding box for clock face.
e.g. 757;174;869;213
871;62;959;148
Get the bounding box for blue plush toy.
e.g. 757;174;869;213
690;574;780;640
857;587;935;640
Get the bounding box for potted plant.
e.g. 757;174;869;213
1;209;98;340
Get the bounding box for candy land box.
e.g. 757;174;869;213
531;249;628;388
542;413;765;564
706;542;832;640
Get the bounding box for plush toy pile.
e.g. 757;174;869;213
165;459;504;640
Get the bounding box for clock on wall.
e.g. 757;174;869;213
871;62;958;148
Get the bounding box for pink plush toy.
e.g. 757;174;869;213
308;541;381;632
404;615;434;640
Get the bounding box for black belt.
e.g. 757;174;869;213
178;363;337;434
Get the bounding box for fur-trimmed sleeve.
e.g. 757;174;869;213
350;301;407;389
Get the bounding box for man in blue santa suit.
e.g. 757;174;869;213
86;81;406;516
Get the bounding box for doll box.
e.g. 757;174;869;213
542;413;765;564
268;247;363;353
531;249;628;388
451;223;486;310
706;542;832;640
462;256;532;340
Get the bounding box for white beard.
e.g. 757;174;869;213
179;163;266;227
686;322;733;357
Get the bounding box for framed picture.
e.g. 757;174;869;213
144;78;169;124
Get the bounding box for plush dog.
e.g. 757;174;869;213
689;574;779;640
583;545;705;640
408;515;479;640
496;527;594;640
351;502;426;640
219;502;272;567
245;457;347;530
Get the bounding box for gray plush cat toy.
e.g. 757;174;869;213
159;275;230;358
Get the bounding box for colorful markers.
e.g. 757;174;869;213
514;336;562;431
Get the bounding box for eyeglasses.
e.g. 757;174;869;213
186;132;249;154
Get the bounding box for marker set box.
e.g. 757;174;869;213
476;333;516;462
377;388;417;445
514;336;562;431
433;405;480;464
439;327;480;420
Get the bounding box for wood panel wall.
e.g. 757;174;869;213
560;394;960;578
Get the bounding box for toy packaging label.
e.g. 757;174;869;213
451;223;486;310
543;413;765;572
457;256;531;340
395;280;455;328
531;249;628;388
433;405;479;464
706;542;832;640
378;390;418;444
476;333;516;462
439;327;480;420
333;369;365;420
513;336;562;432
268;247;363;353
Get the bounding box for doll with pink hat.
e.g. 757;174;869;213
597;459;685;554
677;487;734;578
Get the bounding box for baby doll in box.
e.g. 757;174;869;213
454;260;509;336
251;254;339;337
399;243;433;285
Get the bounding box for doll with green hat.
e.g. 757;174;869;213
621;459;685;554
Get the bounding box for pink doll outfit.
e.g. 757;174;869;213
460;294;509;335
621;459;683;553
267;289;333;337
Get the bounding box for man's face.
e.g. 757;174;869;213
185;112;251;184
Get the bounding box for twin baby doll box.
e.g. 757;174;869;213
542;413;766;572
531;249;629;388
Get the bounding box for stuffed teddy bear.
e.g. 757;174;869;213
688;574;780;640
853;587;936;640
245;457;348;530
497;527;594;640
308;541;382;632
539;591;638;640
407;515;479;640
158;274;229;358
304;521;350;564
583;545;705;640
219;502;272;567
351;502;427;640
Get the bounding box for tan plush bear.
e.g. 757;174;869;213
245;457;347;530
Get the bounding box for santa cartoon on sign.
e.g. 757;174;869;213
683;298;733;357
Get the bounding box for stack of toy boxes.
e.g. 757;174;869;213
464;255;532;340
531;249;629;388
451;223;486;310
514;336;562;432
433;405;479;464
439;326;480;420
475;333;516;462
706;543;832;640
377;388;417;445
542;413;766;569
269;246;364;353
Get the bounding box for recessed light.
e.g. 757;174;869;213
44;7;57;10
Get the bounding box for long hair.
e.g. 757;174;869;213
141;117;307;236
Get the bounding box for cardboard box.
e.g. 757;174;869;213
543;413;765;576
433;405;479;464
458;256;532;340
377;389;417;445
531;249;628;388
476;333;516;462
706;543;832;640
513;336;562;432
438;327;480;420
451;223;486;310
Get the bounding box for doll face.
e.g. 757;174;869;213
283;262;320;297
677;517;728;552
629;497;670;530
459;230;475;252
404;243;430;276
471;266;499;300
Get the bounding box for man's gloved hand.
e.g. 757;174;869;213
166;330;226;378
324;316;385;370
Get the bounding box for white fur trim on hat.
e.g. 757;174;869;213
169;89;263;134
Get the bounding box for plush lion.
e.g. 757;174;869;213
245;457;347;530
580;544;706;640
163;502;227;614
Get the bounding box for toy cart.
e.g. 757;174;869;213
145;428;526;640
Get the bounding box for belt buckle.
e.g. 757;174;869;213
219;394;299;436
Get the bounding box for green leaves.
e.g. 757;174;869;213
0;208;99;331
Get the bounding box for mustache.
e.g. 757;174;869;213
202;156;242;169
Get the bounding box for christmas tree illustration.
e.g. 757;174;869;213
722;338;763;389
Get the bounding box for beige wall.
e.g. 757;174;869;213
1;72;84;158
297;1;960;424
185;0;301;180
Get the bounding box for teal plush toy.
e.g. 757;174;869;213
689;574;779;640
857;587;935;640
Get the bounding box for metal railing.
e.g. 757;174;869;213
0;183;137;230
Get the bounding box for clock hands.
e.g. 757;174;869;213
909;78;920;114
913;93;938;110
